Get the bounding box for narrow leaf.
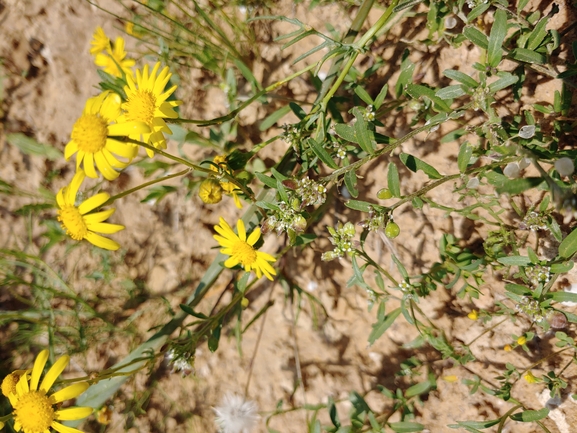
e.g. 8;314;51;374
464;26;489;50
368;308;401;345
344;170;359;198
388;162;401;197
389;421;425;432
488;10;507;67
400;153;442;179
510;408;549;422
308;138;338;169
443;69;479;89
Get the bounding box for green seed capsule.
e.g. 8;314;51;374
385;221;400;238
377;188;392;199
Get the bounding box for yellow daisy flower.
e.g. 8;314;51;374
214;218;276;281
65;91;149;180
89;26;110;55
95;37;135;78
119;62;181;157
56;169;125;251
5;349;92;433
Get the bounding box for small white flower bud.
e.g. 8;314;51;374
555;157;574;177
466;177;480;189
519;125;536;139
445;16;457;29
503;162;521;178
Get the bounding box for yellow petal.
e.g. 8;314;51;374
246;227;261;246
236;219;247;242
50;382;89;403
83;209;115;224
85;232;120;250
15;370;30;395
86;222;125;235
79;192;110;215
30;349;49;391
65;170;86;205
224;256;240;268
40;355;69;392
55;406;93;421
64;140;78;160
83;153;98;179
51;421;88;433
94;151;119;181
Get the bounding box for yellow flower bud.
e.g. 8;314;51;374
504;344;512;352
199;179;223;204
517;336;527;346
443;375;458;382
467;310;478;320
524;371;538;383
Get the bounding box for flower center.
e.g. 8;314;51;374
71;114;108;153
58;205;88;240
232;241;257;267
13;390;55;433
125;90;156;125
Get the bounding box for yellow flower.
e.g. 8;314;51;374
504;344;512;352
65;91;149;180
119;62;181;157
56;169;125;250
95;37;135;78
199;179;223;204
214;218;277;281
442;375;458;382
524;371;538;383
2;371;29;398
517;336;527;346
89;26;109;55
6;349;92;433
467;310;478;320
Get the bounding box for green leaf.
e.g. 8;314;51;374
505;283;531;296
510;408;549;422
488;10;507;67
550;261;573;274
400;153;442;179
435;85;467;100
352;107;376;154
467;2;490;23
394;0;423;12
344;170;359;198
559;228;577;258
308;138;338;169
448;419;500;431
508;48;546;64
495;177;544;195
405;380;432;397
368;308;401;345
374;83;389;109
464;26;489;50
396;52;415;98
7;133;63;161
497;256;532;266
547;292;577;303
334;123;357;143
289;101;307;120
488;73;520;93
345;200;381;212
405;84;451;112
389;421;425;432
179;304;208;319
259;105;291;131
208;323;222;352
255;172;278;189
354;86;374;105
458;142;473;173
443;69;479;89
388;162;401;197
527;18;548;51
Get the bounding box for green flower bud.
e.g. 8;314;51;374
377;188;392;199
385;221;400;238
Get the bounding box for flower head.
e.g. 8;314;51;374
213;218;276;281
199;179;223;204
89;27;109;55
119;62;181;157
213;392;259;433
56;169;125;250
95;36;135;78
65;91;149;180
4;349;92;433
210;155;243;208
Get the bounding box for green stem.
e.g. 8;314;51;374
103;168;190;207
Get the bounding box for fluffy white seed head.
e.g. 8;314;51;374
214;392;259;433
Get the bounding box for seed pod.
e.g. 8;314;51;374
377;188;392;199
385;221;400;238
